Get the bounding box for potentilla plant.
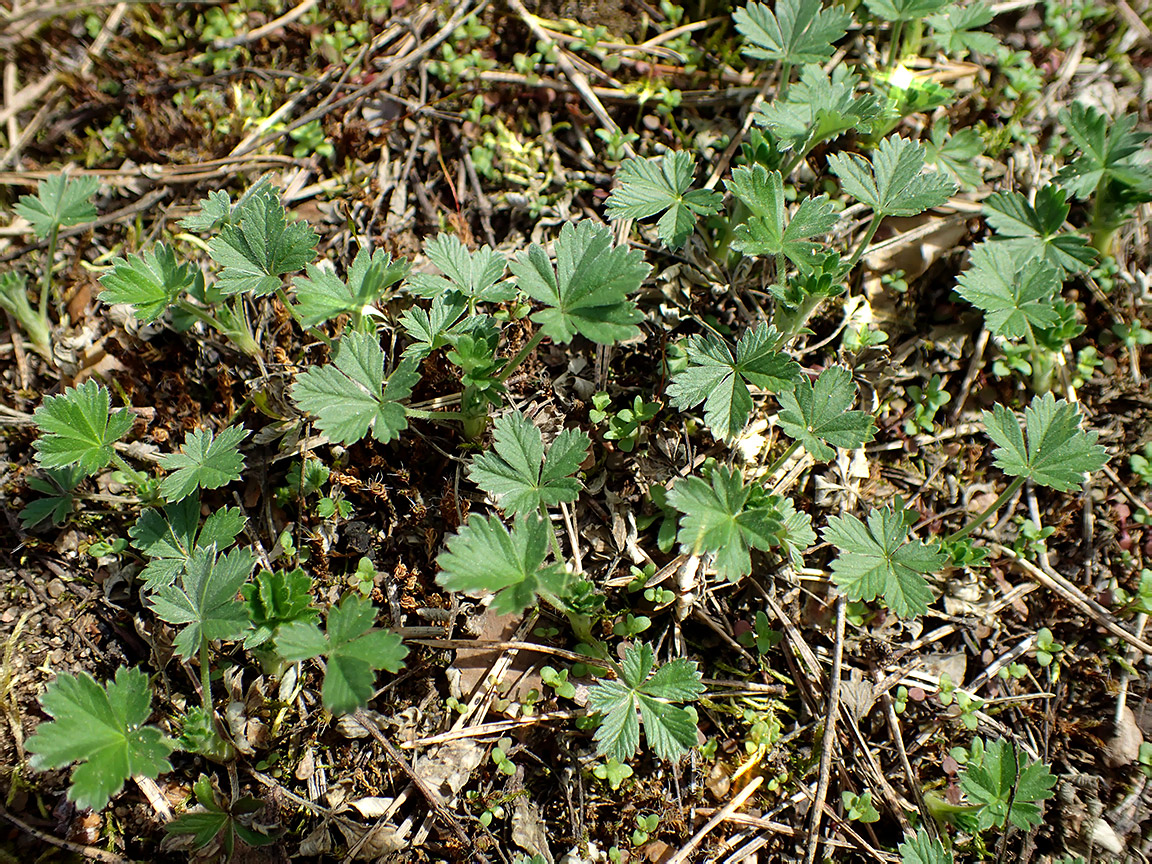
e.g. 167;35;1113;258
1;173;99;359
17;0;1145;838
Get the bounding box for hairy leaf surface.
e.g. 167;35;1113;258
510;221;648;345
26;667;174;811
982;394;1108;492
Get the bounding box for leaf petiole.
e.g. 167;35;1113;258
39;219;60;324
843;212;884;274
403;408;466;423
109;450;153;491
174;299;261;358
497;327;546;383
764;440;802;477
946;475;1025;543
199;637;213;715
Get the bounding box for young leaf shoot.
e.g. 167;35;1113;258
960;737;1056;830
405;233;514;304
734;0;851;68
158;425;249;503
955;242;1063;341
32;381;135;474
776;366;877;460
14;173;99;238
982;185;1097;274
436;514;568;614
293;247;409;328
148;544;256;661
823;504;945;617
586;641;704;762
275;594;408;716
982;393;1108;492
99;244;199;321
130;497;246;588
291;330;420;445
241;567;318;649
509;220;649;345
667;465;784;582
726;164;839;269
469;410;590;516
829;134;958;218
605;152;723;249
667;323;800;439
207;184;318;297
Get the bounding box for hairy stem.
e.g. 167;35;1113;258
173;299;259;357
404;407;466;422
39;222;59;323
498;328;546;383
946;475;1026;543
199;638;213;716
844;212;883;273
764;440;802;477
109;451;152;491
886;19;905;71
777;60;793;101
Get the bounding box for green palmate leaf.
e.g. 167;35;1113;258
180;188;242;233
924;123;984;191
293;248;409;328
20;465;87;529
400;293;468;360
777;366;877;460
406;233;514;303
1056;103;1152;200
863;0;949;21
290;330;419;445
207;185;318;297
954;242;1063;340
509;220;649;345
605;152;723;249
98;244;198;322
927;1;999;56
436;514;567;615
772;494;817;566
667;466;784;582
130;497;246;588
960;738;1056;830
14;173;99;239
982;185;1097;274
26;667;175;811
240;567;318;649
726;165;839;268
823;505;945;617
898;829;952;864
166;776;276;855
148;544;255;660
982;393;1108;492
158;425;249;503
468;410;591;516
32;381;135;473
828;134;957;217
586;642;704;763
754;65;882;152
276;594;407;716
667;323;800;439
733;0;851;65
